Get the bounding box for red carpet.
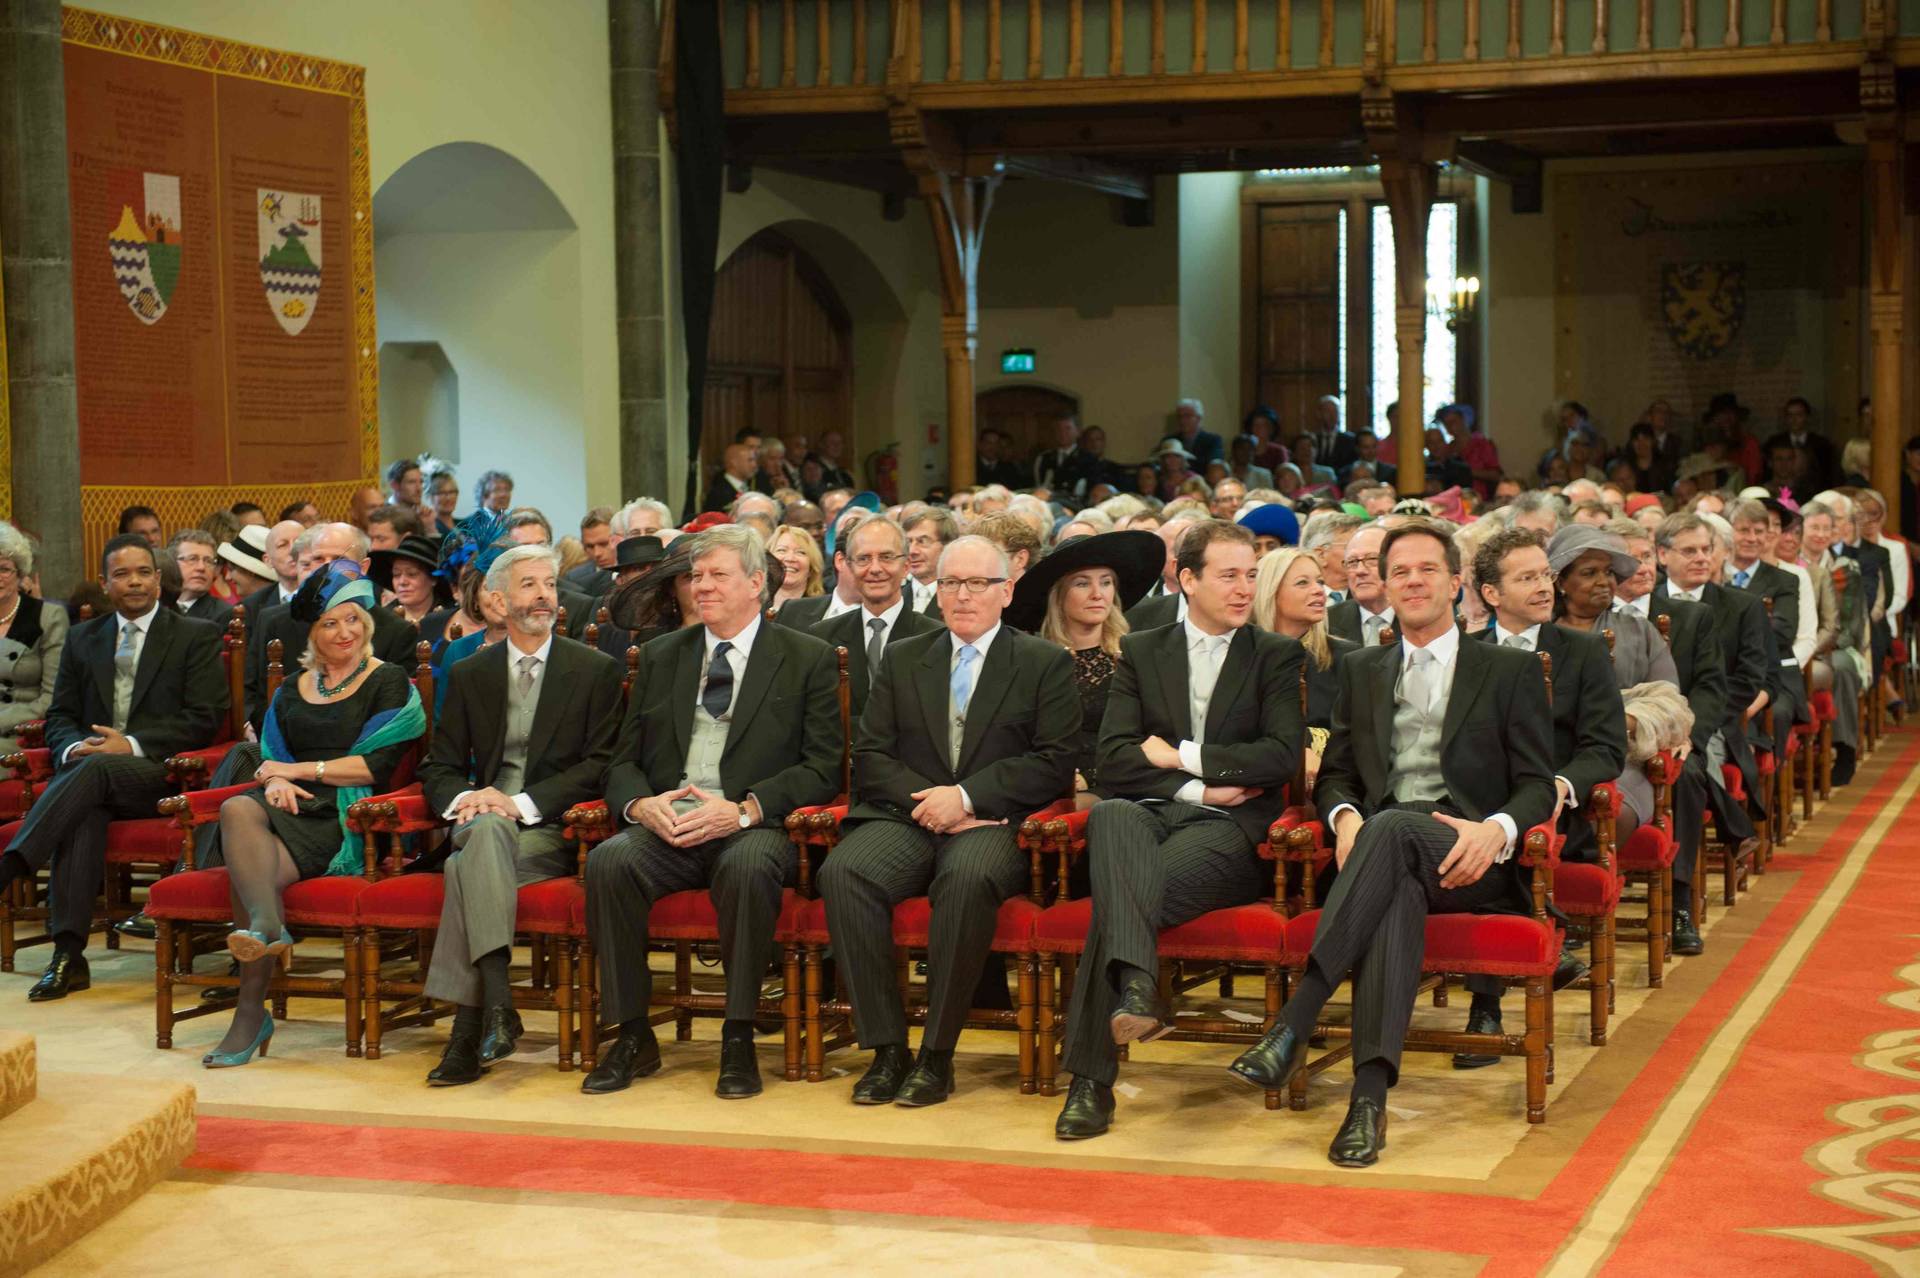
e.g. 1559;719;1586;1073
183;733;1920;1274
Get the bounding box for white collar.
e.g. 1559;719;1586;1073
117;602;161;636
505;631;555;667
706;612;762;660
1405;623;1461;667
823;593;859;619
1182;618;1234;651
1494;620;1542;648
725;473;748;492
1358;600;1393;621
951;622;1001;661
1668;582;1706;603
860;596;906;630
1618;594;1651;617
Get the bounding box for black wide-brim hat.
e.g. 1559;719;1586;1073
1006;531;1165;634
369;534;453;605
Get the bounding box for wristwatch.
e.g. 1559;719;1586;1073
736;801;753;829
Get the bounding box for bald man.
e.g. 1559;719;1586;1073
703;443;758;514
348;486;384;531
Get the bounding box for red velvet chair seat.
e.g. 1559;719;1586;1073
1614;824;1677;870
280;876;371;928
517;878;585;934
103;817;182;864
1719;764;1748;801
891;895;1038;952
1757;751;1776;777
146;868;234;922
1554;861;1622;914
1031;897;1094;956
649;887;809;941
1811;690;1837;723
1029;897;1291;964
1287;909;1560;977
352;874;444;929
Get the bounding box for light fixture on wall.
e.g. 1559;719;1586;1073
1427;275;1479;332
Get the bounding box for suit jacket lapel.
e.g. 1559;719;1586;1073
91;616;119;719
670;632;700;764
1370;645;1397;764
1442;636;1492;750
1203;627;1253;741
957;633;1016;772
523;641;569;775
1159;625;1194;741
129;609;171;717
917;635;954;768
723;631;784;758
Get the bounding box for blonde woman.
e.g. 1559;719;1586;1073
1006;532;1163;806
768;525;824;608
1252;546;1357;775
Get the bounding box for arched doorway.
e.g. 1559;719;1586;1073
703;230;852;481
977;385;1080;472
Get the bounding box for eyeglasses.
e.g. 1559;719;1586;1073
935;576;1007;595
1503;570;1556;589
848;553;904;569
175;553;218;568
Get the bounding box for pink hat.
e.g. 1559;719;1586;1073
1624;493;1663;517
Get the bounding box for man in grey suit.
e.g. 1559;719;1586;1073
421;545;626;1086
820;536;1078;1107
583;526;842;1100
1229;519;1557;1168
0;536;228;1000
808;517;944;726
1053;521;1305;1141
1325;523;1394;647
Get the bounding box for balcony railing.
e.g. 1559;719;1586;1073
679;0;1912;109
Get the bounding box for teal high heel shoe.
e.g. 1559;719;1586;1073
202;1013;274;1068
226;927;296;964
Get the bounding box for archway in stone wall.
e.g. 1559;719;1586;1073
372;142;582;519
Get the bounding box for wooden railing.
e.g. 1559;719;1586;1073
691;0;1909;102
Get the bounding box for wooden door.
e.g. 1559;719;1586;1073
703;231;852;479
976;385;1079;474
1244;204;1343;440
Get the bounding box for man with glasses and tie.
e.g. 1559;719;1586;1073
1326;523;1395;647
584;526;842;1100
1054;521;1305;1141
0;535;227;1001
817;535;1078;1107
1449;527;1625;1067
810;517;944;727
419;545;626;1086
1229;518;1556;1167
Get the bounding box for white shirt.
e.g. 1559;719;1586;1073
1876;534;1910;617
68;604;160;763
1777;560;1818;666
823;591;859;621
176;593;202;613
910;577;938;613
1493;620;1578;808
1616;594;1651;619
444;631;555;826
1172;620;1234;805
1667;583;1706;604
1358;602;1394;646
949;623;1003;815
859;596;907;649
1327;624;1519;859
703;613;760;701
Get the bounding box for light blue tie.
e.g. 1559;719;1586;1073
952;643;978;716
1733;569;1751;589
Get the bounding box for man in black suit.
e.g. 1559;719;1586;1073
809;518;944;726
1762;397;1837;492
1342;430;1397;488
420;545;626;1085
246;523;420;734
567;508;620;598
0;536;228;1000
1836;496;1894;692
974;429;1028;491
775;509;875;632
821;535;1078;1106
167;531;235;627
1452;527;1626;1065
1053;521;1305;1140
901;508;956;617
1326;523;1395;647
1122;515;1198;632
703;442;759;514
1305;394;1359;475
1727;500;1804;731
1654;513;1756;953
1229;518;1557;1168
583;526;842;1099
1172;398;1225;470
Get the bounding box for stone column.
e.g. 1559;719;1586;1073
0;0;83;593
608;0;670;510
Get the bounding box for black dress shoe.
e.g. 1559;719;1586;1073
426;1030;485;1086
715;1036;762;1099
1109;972;1171;1045
893;1051;955;1108
1228;1023;1310;1091
1832;743;1857;787
851;1044;913;1105
581;1029;662;1094
114;911;157;939
1554;943;1590;992
1671;906;1704;956
27;952;89;1002
1451;1006;1503;1069
477;1006;524;1065
1328;1096;1389;1168
1053;1076;1115;1140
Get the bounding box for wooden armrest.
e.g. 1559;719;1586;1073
15;720;44;749
157;782;258;827
2;748;51;784
345;786;438;835
165;741;238;791
1587;782;1623;820
1043;806;1093;859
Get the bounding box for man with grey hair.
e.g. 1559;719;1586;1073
901;506;957;616
584;525;842;1100
1301;511;1366;606
809;517;943;725
1173;397;1223;469
420;544;626;1084
729;490;781;526
1506;490;1564;537
473;469;514;514
1306;394;1357;473
168;530;234;626
1724;497;1804;733
613;498;673;539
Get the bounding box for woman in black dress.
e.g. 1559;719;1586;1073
1006;532;1165;808
205;563;424;1067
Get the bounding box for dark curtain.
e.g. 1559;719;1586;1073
674;7;726;519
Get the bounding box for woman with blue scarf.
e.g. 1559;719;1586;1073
205;561;425;1067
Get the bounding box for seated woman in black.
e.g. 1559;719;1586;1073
207;562;424;1068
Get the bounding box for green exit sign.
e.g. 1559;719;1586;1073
1000;348;1036;375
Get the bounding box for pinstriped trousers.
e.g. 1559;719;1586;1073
1303;807;1512;1079
6;754;173;941
1061;799;1261;1086
817;819;1025;1051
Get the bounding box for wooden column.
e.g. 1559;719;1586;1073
920;166;1002;490
1379;152;1437;488
1866;117;1905;527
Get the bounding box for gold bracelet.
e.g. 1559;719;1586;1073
315;759;326;784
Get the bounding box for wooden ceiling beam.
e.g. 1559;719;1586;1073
997;153;1153;200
